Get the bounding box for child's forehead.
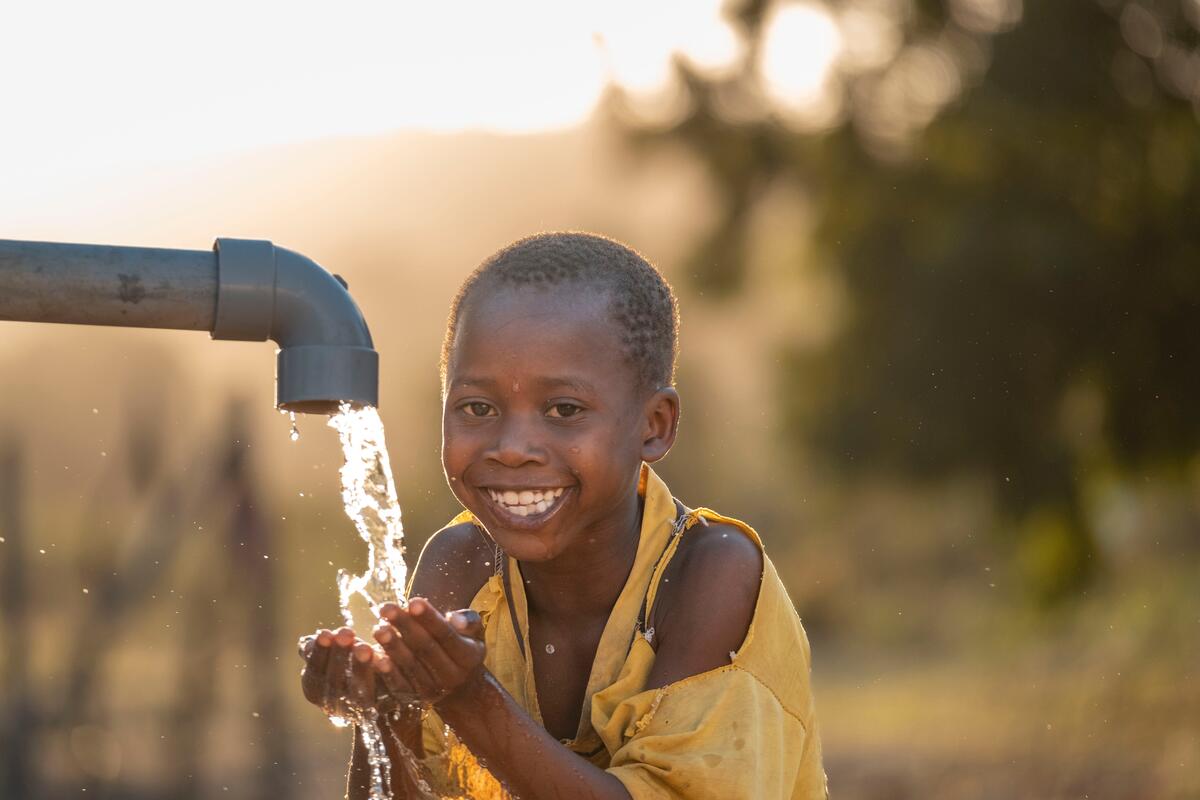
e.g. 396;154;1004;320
448;284;640;391
459;282;615;335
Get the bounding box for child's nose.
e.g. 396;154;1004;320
484;415;547;468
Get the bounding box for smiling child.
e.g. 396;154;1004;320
300;232;827;799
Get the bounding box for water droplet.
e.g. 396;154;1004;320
545;643;556;654
82;587;89;594
289;412;300;442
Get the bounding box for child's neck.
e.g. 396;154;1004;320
519;493;644;623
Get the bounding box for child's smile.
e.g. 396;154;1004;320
441;283;660;563
485;486;569;520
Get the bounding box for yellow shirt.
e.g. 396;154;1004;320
420;465;828;799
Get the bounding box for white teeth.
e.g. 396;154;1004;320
487;487;568;517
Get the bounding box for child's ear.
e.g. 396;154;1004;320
640;388;680;464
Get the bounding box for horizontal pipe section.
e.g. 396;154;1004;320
0;237;379;412
0;239;217;331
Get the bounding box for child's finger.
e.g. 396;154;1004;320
375;620;441;699
375;652;417;702
410;600;485;673
350;642;376;708
299;629;334;706
378;601;405;624
325;632;353;715
392;600;465;682
374;622;434;696
447;609;484;640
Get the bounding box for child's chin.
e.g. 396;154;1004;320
489;528;561;562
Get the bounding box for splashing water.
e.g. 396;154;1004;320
318;403;507;800
328;404;408;632
279;409;302;442
324;403;413;799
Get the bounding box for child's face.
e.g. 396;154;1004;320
441;283;674;562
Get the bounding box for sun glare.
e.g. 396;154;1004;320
0;0;747;219
760;2;844;124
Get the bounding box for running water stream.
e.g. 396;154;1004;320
327;404;409;635
313;404;508;800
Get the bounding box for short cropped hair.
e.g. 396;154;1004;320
441;232;679;394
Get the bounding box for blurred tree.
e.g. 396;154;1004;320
612;0;1200;602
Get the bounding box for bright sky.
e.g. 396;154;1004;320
0;0;841;215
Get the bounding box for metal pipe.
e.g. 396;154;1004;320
0;237;379;414
0;239;216;330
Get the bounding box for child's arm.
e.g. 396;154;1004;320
377;598;634;800
442;671;634;800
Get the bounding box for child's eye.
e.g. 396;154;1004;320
462;401;497;417
546;403;583;418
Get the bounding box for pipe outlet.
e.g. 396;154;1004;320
212;239;379;414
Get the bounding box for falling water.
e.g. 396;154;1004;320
327;404;408;632
321;403;507;800
321;403;415;799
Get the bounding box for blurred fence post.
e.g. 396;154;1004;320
223;399;293;799
0;434;38;796
169;551;220;800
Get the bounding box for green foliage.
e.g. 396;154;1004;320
615;0;1200;598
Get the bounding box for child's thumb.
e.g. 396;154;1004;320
447;609;484;640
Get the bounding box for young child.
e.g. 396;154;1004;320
300;233;827;799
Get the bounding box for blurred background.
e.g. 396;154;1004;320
1;0;1197;797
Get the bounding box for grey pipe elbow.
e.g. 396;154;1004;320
212;239;378;414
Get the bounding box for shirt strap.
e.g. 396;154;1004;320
632;499;693;649
500;554;527;661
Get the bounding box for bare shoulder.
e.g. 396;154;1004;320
408;521;495;613
646;520;764;688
